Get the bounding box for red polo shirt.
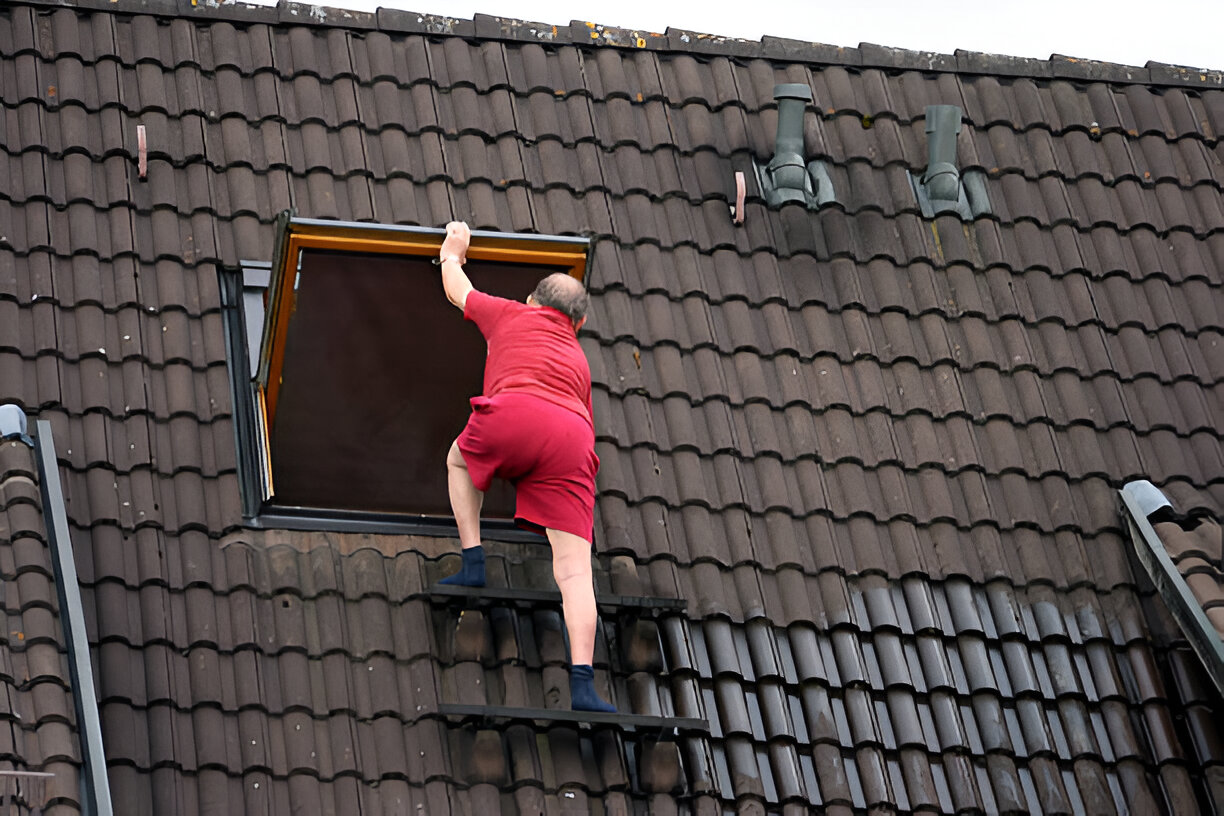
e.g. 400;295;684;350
463;290;593;425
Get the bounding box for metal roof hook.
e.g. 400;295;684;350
755;83;835;209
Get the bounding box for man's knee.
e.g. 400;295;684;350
549;531;593;584
554;554;590;582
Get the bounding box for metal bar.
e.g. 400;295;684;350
255;208;295;390
1120;488;1224;699
218;268;264;518
436;703;708;732
429;584;687;612
33;421;113;816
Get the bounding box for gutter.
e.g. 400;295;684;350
32;421;114;816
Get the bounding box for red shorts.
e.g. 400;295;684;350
456;392;598;541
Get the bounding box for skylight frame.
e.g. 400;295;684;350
227;213;590;530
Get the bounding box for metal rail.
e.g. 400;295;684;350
33;422;113;816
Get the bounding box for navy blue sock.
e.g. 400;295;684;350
438;545;485;587
570;664;616;712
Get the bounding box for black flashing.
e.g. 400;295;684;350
246;505;550;543
218;265;265;520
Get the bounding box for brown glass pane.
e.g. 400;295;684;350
269;250;564;516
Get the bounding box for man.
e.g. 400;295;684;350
434;221;615;713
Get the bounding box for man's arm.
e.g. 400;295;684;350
441;257;473;310
439;221;474;310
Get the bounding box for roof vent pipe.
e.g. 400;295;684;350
922;104;962;202
757;84;835;209
767;84;812;202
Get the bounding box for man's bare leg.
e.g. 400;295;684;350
439;439;486;585
548;528;615;711
447;440;483;549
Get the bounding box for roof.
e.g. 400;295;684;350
2;0;1224;813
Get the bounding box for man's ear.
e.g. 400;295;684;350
574;315;587;332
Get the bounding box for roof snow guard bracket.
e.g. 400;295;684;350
436;704;709;734
754;83;835;209
429;584;688;616
909;104;991;219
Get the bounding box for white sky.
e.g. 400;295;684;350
266;0;1224;71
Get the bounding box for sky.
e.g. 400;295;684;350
260;0;1224;71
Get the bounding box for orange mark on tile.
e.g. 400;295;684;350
46;85;56;97
1143;171;1151;179
636;92;643;102
733;171;745;225
555;89;564;96
137;124;147;179
633;348;641;368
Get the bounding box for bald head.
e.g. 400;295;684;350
529;273;589;325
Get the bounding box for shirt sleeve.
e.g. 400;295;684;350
463;290;514;336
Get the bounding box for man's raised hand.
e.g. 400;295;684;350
439;221;475;310
440;221;471;264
